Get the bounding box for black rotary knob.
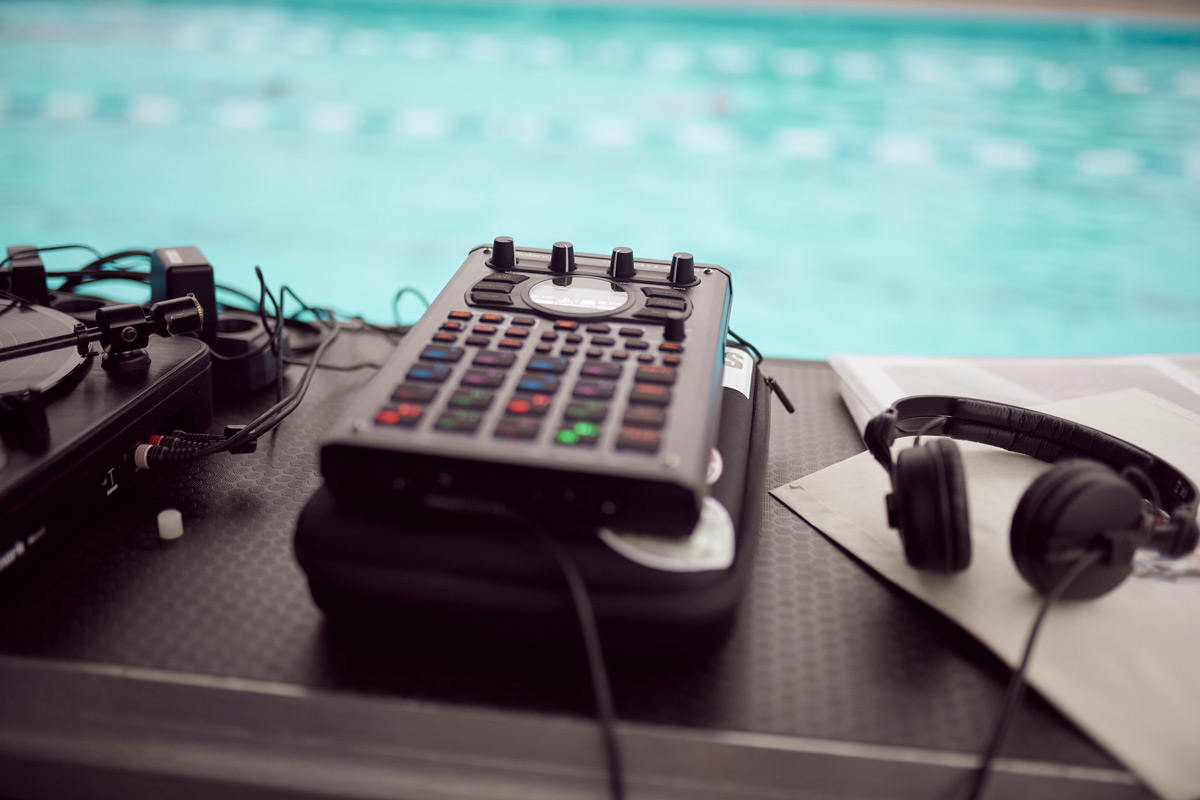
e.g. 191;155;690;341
669;252;695;284
663;313;686;342
608;247;635;280
488;236;516;270
550;241;576;274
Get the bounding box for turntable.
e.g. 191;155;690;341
0;296;212;583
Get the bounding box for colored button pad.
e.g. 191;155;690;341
380;303;693;457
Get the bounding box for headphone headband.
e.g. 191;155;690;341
866;395;1198;518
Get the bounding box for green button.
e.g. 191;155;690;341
556;430;579;444
572;422;599;437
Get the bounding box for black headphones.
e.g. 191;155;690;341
864;396;1199;599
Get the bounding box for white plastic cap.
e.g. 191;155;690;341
157;508;184;540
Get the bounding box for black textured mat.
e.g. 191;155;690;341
0;332;1115;768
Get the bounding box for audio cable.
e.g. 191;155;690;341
421;495;626;800
728;329;794;414
966;549;1103;800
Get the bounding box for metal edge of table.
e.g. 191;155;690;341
0;631;1149;799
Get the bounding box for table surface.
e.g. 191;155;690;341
0;331;1155;799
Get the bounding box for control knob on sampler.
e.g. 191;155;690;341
664;313;686;342
550;242;577;274
488;236;516;270
669;252;695;284
608;247;635;280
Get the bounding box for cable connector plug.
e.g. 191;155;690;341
764;375;795;414
223;425;257;454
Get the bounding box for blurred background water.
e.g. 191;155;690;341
1;0;1198;359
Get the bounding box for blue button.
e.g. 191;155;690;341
420;345;464;363
518;376;559;393
527;357;569;374
407;363;451;382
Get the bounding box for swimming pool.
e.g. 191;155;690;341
2;1;1198;359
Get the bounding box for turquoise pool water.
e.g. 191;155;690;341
1;1;1198;358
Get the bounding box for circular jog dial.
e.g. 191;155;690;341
526;276;632;318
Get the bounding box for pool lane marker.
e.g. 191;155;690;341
393;107;453;139
973;139;1037;170
401;32;445;60
289;26;329;56
1177;70;1200;97
526;36;570;67
974;56;1019;88
231;26;270;55
127;95;178;125
462;34;506;63
647;43;694;73
593;40;633;69
676;121;737;153
1183;153;1200;180
343;29;386;58
1077;148;1142;177
709;44;755;75
484;112;547;146
169;23;210;51
42;92;95;120
1106;66;1150;94
308;103;359;134
217;99;268;130
773;48;820;78
1035;62;1085;92
901;53;953;86
579;118;641;149
774;128;834;160
835;52;885;82
873;134;936;166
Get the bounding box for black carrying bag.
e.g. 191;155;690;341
294;350;771;661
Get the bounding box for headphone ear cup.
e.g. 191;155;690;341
1010;460;1144;598
890;439;971;572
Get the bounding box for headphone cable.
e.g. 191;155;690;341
421;496;625;800
966;548;1103;800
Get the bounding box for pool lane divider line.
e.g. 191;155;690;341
8;88;1195;179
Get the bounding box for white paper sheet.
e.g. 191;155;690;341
830;353;1200;433
770;389;1200;800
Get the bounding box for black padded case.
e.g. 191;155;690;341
294;361;770;661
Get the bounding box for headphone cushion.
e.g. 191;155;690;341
893;439;971;572
1011;460;1144;598
936;439;971;570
